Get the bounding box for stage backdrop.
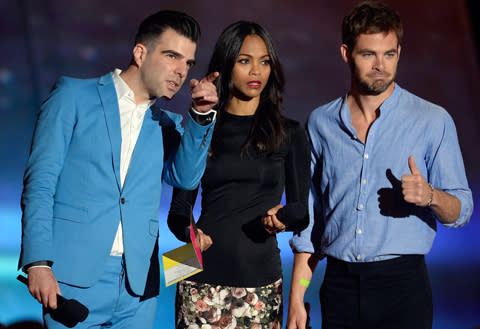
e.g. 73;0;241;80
1;0;479;328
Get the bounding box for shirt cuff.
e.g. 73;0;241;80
23;260;53;273
189;107;217;126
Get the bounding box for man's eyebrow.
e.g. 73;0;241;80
161;50;183;58
385;48;398;53
161;49;195;66
356;48;374;53
357;48;398;53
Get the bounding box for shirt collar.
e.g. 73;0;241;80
379;83;402;113
112;68;156;109
339;95;355;137
340;82;403;128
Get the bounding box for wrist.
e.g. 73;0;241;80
289;286;308;301
23;260;53;273
426;183;434;207
289;294;306;305
189;107;216;125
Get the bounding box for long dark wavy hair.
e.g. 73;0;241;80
207;21;286;156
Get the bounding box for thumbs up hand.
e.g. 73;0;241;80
401;155;432;207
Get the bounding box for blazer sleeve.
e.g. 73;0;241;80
20;77;77;268
162;112;215;190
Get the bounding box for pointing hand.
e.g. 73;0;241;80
190;72;219;113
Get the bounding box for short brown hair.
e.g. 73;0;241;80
342;1;403;49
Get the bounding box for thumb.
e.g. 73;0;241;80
267;204;283;215
190;78;199;89
408;155;420;174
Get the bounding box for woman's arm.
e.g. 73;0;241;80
167;187;199;242
276;123;311;232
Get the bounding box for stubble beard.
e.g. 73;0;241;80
353;66;396;96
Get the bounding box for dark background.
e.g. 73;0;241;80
1;0;479;328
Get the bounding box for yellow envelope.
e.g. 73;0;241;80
162;212;203;286
162;242;203;286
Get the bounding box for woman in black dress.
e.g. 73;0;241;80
167;21;310;329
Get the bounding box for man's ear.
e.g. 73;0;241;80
132;43;148;67
340;44;350;64
397;44;401;60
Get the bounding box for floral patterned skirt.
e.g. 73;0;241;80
175;278;283;329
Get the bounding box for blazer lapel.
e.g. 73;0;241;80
97;73;122;191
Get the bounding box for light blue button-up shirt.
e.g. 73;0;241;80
290;84;473;262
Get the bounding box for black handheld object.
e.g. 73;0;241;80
17;274;89;328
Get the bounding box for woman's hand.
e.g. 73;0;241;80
262;204;286;234
195;228;213;252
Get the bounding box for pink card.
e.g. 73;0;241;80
189;214;203;268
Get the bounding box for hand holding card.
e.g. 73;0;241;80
162;211;206;286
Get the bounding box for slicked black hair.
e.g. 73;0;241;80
134;10;200;50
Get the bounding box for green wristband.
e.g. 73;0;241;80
299;279;310;287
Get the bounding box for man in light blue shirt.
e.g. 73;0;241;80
287;2;473;329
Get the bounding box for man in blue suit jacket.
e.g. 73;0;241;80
19;10;218;328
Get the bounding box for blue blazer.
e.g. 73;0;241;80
19;72;214;296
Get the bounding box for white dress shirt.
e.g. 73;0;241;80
110;69;156;256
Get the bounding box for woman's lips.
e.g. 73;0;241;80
247;80;262;88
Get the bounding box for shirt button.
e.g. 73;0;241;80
357;229;362;234
364;154;369;159
362;179;367;184
356;255;361;260
120;198;126;204
359;204;364;209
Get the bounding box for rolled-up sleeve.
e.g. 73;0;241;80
428;112;473;228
